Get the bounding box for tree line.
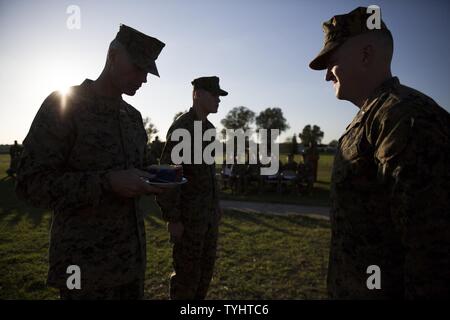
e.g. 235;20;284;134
143;107;338;153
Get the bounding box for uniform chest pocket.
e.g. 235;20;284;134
339;125;363;160
340;143;359;160
81;126;121;155
333;128;364;184
70;122;123;170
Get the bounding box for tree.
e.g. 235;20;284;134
220;106;255;154
221;106;255;131
328;140;339;148
291;134;298;156
255;107;289;132
142;117;158;143
255;107;289;154
255;107;289;140
298;125;324;147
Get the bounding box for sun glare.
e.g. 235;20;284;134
58;86;71;96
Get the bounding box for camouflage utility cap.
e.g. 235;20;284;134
309;6;391;70
191;76;228;96
115;24;165;77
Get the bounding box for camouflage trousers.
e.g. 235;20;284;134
59;278;144;300
170;220;219;300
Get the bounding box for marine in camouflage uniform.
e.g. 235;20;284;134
15;24;165;300
9;140;22;160
156;76;228;300
310;7;450;299
7;140;23;176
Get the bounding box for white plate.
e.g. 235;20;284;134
141;177;188;188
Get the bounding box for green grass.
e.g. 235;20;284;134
218;153;334;206
0;154;330;299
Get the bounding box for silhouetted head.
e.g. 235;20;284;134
192;76;228;115
104;24;165;96
310;7;393;107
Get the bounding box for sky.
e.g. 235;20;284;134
0;0;449;145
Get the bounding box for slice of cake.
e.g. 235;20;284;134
147;165;183;183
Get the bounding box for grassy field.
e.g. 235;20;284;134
0;154;330;299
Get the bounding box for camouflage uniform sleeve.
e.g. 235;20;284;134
373;103;450;298
155;127;182;222
213;162;220;210
15;92;112;211
142;143;151;168
135;112;151;168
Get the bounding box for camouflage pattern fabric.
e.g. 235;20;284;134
156;107;220;299
191;76;228;96
309;6;391;70
170;221;218;299
115;24;165;77
16;79;150;292
328;77;450;299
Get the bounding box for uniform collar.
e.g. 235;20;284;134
188;106;208;122
341;77;400;137
80;79;124;113
361;76;400;113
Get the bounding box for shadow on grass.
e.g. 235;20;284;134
222;210;325;237
139;195;330;236
271;213;330;229
0;175;49;228
219;219;242;233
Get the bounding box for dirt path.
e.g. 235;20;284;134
220;200;330;220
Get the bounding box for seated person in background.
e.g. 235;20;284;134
262;156;283;192
221;163;233;190
230;162;247;194
297;161;314;195
244;154;263;194
281;154;298;181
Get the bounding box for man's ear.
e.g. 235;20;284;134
107;48;118;65
193;89;202;100
362;44;375;66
